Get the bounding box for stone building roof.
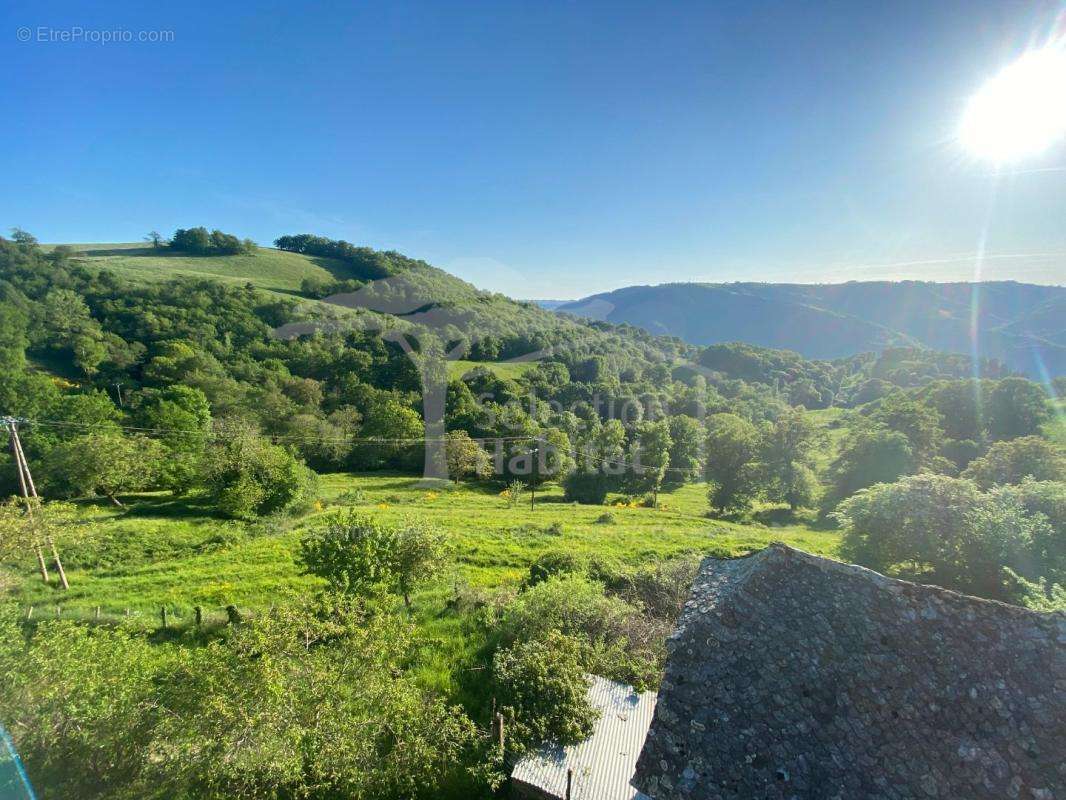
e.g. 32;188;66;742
632;543;1066;800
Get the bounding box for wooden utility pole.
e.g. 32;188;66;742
5;418;68;589
528;439;538;511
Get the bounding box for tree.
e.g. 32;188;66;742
444;430;490;484
41;432;163;506
562;469;614;505
665;414;705;483
759;407;824;511
987;378;1052;440
169;226;212;254
493;632;597;750
299;511;448;607
135;385;211;494
704;413;761;514
392;519;448;608
630;419;672;505
836;474;1042;600
299;511;398;598
144;231;164;248
926;379;992;442
821;425;916;514
962;436;1065;489
204;419;318;520
869;392;944;467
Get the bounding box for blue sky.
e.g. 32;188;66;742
1;0;1064;297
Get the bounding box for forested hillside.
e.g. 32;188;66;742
0;229;1063;800
557;280;1066;375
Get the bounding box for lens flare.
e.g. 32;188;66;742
959;40;1066;162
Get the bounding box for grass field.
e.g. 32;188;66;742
447;359;539;381
9;474;840;697
45;242;354;294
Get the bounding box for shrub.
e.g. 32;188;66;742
492;632;597;750
526;549;587;586
498;574;664;687
593;512;616;525
961;436;1065;489
562;470;611;505
299;511;447;607
836;474;1048;601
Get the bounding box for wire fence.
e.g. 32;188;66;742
17;603;252;629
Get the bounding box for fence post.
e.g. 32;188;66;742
25;606;32;620
95;606;101;621
496;712;505;754
194;606;203;627
55;605;61;618
160;606;168;630
566;768;573;800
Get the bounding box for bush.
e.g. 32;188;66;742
0;604;479;799
961;436;1065;488
836;474;1048;601
526;549;587;586
492;632;597;750
593;512;616;525
299;511;447;607
498;574;664;687
562;470;611;505
204;420;318;520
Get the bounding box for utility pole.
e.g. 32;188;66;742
528;439;538;511
4;418;68;589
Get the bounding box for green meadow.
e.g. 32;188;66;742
10;474;840;696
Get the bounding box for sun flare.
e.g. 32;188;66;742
959;41;1066;162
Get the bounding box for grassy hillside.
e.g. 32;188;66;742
45;242;353;293
10;474;840;696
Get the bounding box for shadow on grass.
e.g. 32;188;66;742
112;493;220;520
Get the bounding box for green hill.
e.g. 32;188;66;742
44;242;353;294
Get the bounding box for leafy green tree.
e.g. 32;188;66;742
961;436;1065;489
630;419;672;504
987;377;1052;440
135;385;211;494
836;474;1043;600
0;603;480;800
869;392;944;466
493;632;597;750
392;519;448;608
204;419;317;519
996;480;1066;584
444;430;490;483
926;379;992;441
666;414;705;483
704;413;761;514
350;396;424;471
41;432;163;506
821;425;916;514
759;407;824;511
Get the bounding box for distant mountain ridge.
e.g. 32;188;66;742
556;280;1066;376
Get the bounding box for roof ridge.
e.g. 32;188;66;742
696;542;1066;625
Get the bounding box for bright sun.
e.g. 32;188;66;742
959;41;1066;162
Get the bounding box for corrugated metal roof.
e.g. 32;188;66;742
511;675;657;800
